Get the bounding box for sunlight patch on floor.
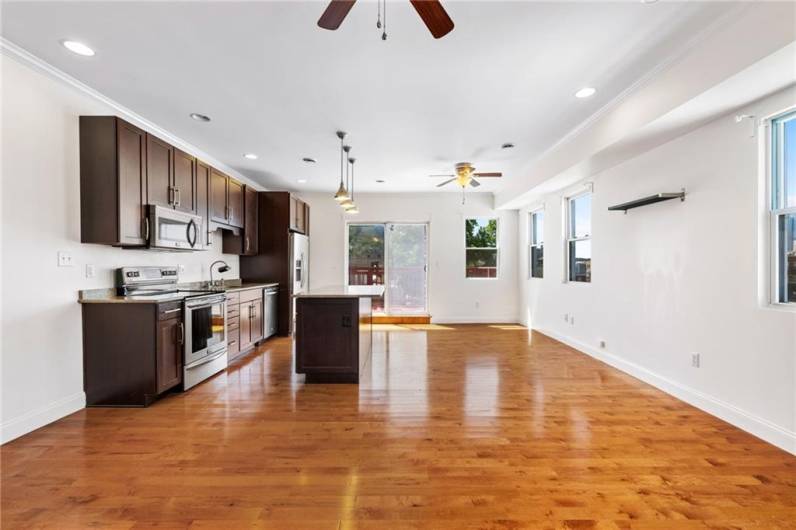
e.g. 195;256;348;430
371;323;455;332
488;324;527;330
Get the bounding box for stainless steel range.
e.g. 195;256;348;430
116;266;228;390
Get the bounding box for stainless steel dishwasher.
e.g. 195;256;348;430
263;286;279;339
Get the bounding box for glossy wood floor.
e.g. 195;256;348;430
2;325;795;529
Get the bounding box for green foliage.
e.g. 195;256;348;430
465;218;497;248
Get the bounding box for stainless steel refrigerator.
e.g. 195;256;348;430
290;233;309;333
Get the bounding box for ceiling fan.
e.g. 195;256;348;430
318;0;454;39
431;162;502;203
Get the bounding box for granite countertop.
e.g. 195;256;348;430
293;285;385;299
78;280;280;304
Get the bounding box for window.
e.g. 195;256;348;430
567;191;591;282
465;218;498;278
529;210;544;278
771;110;796;304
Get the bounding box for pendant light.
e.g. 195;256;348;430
333;131;349;202
347;157;359;214
340;145;355;210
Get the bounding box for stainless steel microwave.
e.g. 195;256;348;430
146;205;203;251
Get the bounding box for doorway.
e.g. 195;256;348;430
346;223;428;315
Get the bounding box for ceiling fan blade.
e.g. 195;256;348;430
409;0;455;39
473;172;502;177
429;174;455;178
318;0;356;30
436;177;457;188
469;178;481;188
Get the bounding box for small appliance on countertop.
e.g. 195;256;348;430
116;266;228;390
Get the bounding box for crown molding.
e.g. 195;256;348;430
0;36;263;190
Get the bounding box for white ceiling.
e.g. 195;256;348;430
1;1;736;194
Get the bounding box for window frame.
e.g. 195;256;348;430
464;217;499;280
529;208;544;279
564;187;592;284
768;108;796;305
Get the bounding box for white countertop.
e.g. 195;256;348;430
293;285;385;298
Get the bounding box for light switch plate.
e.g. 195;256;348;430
57;251;74;267
85;264;96;279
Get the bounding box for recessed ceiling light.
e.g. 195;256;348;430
640;0;659;4
297;179;307;184
189;113;211;122
575;87;597;99
302;157;317;164
376;179;386;183
243;153;258;160
62;40;95;57
501;143;515;149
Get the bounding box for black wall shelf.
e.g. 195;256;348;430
608;188;686;213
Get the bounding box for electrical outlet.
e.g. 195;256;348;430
599;340;606;349
178;264;186;274
564;313;569;322
691;353;701;368
85;264;96;279
57;251;74;267
475;301;480;309
570;315;575;325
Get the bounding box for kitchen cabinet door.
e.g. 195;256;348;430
172;149;196;214
239;302;252;351
196;161;212;247
250;299;263;344
116;119;148;245
209;169;228;224
146;134;174;208
243;186;258;255
289;195;299;232
228;178;244;228
156;316;183;393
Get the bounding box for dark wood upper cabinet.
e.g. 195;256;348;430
80;116;147;246
244;186;259;255
196;161;212;247
209;168;229;224
289;196;309;234
228;178;244;228
145;134;173;208
172;149;196;214
224;185;259;255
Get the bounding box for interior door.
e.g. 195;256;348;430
386;223;428;315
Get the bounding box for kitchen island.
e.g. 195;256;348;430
294;286;383;383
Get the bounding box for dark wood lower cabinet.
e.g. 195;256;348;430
295;296;373;383
82;301;183;406
156;316;183;394
227;287;264;363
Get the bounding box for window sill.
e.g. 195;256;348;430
762;303;796;314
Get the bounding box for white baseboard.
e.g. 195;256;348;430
537;327;796;456
1;392;85;444
432;316;521;324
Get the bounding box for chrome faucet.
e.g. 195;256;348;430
209;260;230;287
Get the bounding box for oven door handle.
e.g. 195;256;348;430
185;348;226;370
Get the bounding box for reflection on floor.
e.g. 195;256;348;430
2;325;794;528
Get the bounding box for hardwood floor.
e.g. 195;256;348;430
2;325;795;529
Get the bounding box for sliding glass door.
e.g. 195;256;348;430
347;223;428;315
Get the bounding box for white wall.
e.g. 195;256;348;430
517;87;796;454
0;56;242;443
300;192;519;323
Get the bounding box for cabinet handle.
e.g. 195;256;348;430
245;236;250;252
163;308;181;314
175;188;181;207
178;322;185;345
143;217;150;241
